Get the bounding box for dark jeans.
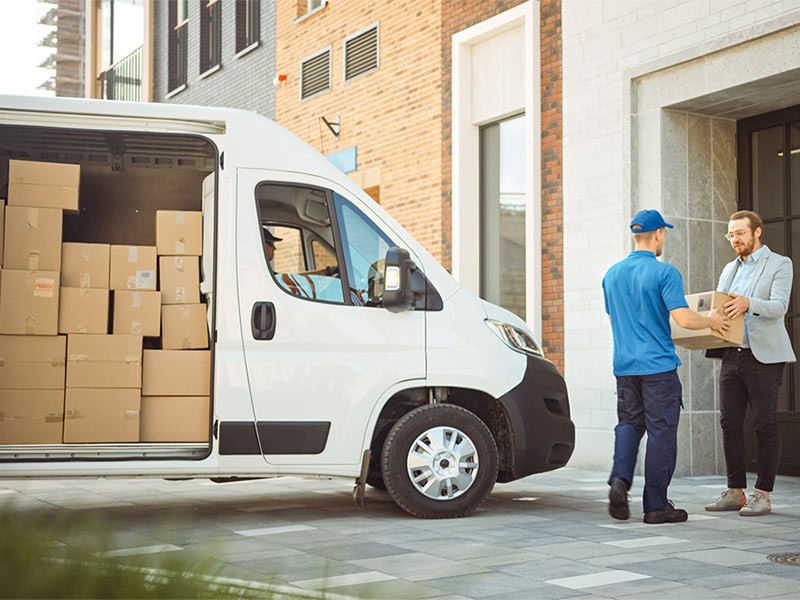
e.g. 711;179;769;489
609;370;682;513
720;347;784;492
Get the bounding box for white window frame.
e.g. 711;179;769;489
451;1;541;336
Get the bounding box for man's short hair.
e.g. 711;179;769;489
631;225;657;241
730;210;763;232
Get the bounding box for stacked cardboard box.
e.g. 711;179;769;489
0;161;77;444
59;242;110;335
0;336;66;444
0;160;76;335
141;350;210;442
64;334;142;443
157;211;207;350
1;162;211;446
139;211;209;442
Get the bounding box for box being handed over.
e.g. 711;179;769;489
670;291;744;350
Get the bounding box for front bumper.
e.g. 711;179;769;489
497;355;575;482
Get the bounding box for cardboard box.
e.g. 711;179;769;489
61;243;110;289
140;396;209;442
7;160;80;211
161;304;208;350
66;334;142;388
109;245;157;291
58;288;109;334
3;206;62;271
113;290;161;337
0;269;60;335
0;201;5;267
63;388;140;443
159;256;200;304
0;389;64;444
156;210;202;256
671;291;745;350
0;335;66;389
142;350;210;396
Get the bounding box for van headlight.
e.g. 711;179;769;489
485;319;544;358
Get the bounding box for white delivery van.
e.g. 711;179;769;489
0;95;574;518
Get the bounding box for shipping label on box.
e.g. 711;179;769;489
66;334;143;388
156;210;202;256
110;245;157;291
63;388;140;443
159;256;200;304
58;288;109;334
0;389;65;445
113;290;161;337
161;304;208;350
140;396;210;442
61;243;110;289
4;206;63;271
0;335;66;389
670;291;745;350
8;160;80;211
0;269;60;335
142;350;210;396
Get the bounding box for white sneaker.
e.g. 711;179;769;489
739;491;771;516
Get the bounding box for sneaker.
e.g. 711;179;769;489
705;489;746;512
643;500;688;524
739;491;771;516
608;477;629;521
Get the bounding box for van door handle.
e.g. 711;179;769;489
251;302;276;340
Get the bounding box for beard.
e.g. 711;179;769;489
733;238;756;257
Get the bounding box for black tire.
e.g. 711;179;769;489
381;404;498;518
366;469;386;490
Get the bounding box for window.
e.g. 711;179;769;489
200;0;222;75
309;0;324;11
235;0;260;53
480;114;526;320
258;184;345;304
256;184;395;307
335;196;393;306
344;24;379;83
300;48;331;101
168;0;188;92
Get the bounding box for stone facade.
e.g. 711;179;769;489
562;0;800;474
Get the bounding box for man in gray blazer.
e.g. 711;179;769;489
706;210;796;517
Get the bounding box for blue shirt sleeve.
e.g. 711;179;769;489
661;265;688;311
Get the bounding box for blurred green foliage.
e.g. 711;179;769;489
0;511;249;599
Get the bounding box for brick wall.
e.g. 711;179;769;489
441;0;564;371
539;0;563;369
274;1;445;258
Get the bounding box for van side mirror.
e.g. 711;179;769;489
382;247;415;312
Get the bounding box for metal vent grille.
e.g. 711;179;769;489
344;25;379;82
301;49;331;100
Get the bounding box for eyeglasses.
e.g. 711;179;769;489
724;229;749;242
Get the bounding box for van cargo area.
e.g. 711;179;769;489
0;122;217;461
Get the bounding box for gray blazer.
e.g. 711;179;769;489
717;246;796;364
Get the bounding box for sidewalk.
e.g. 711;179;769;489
2;467;800;598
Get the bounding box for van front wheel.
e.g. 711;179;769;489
381;404;498;518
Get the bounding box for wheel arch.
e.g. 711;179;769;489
367;386;514;483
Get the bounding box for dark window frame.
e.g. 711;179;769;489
200;0;223;76
235;0;260;54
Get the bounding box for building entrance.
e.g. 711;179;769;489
738;105;800;475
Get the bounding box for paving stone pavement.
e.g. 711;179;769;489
2;467;800;599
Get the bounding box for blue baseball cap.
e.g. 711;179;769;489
630;209;673;233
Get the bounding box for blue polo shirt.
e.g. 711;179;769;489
602;250;689;376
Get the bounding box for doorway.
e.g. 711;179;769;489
738;105;800;475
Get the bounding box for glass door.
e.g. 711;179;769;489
738;105;800;475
